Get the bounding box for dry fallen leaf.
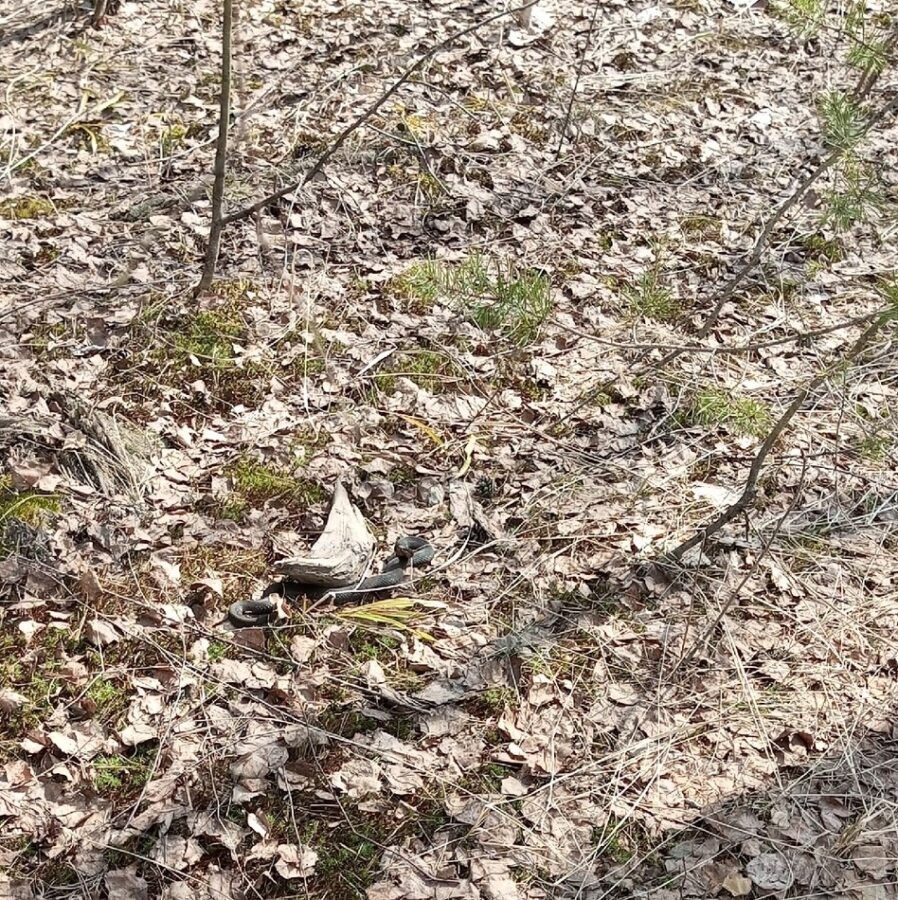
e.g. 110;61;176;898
721;871;753;897
274;843;318;880
745;852;794;892
85;619;121;647
105;867;149;900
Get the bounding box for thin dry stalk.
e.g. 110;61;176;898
220;2;539;227
670;313;891;561
196;0;233;297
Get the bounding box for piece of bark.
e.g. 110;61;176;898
274;482;374;586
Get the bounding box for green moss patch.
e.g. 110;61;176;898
128;285;276;409
375;349;463;393
92;747;154;796
0;479;60;527
0;197;55;220
225;455;327;511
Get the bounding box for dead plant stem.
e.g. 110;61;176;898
669;313;890;561
669;458;809;679
196;0;233;296
220;2;538;226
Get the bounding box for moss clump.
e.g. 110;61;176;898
0;478;60;555
417;172;446;199
133;295;274;410
86;678;119;708
212;278;259;304
690;387;771;437
0;197;55;220
466;686;515;716
857;433;890;462
174;307;245;368
318;707;379;739
86;678;128;721
207;641;229;661
0;479;60;527
303;820;383;892
680;214;721;239
156;116;199;156
93;749;153;795
798;232;845;263
227;455;326;509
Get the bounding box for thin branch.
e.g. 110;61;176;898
669;313;891;562
553;305;886;356
688;99;898;344
852;25;898;101
667;457;809;680
196;0;233;297
555;0;601;160
557;92;898;423
220;2;537;227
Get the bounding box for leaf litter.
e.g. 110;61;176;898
2;0;898;898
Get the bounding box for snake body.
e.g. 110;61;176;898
229;536;434;628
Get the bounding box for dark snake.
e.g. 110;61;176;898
228;535;435;628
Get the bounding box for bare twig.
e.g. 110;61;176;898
555;0;601;160
558;93;898;424
220;2;537;227
852;25;898;101
669;313;891;561
553;305;886;356
195;0;233;297
667;456;809;679
679;97;898;348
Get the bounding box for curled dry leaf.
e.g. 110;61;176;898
745;852;793;892
0;689;29;715
330;757;382;799
119;722;159;747
275;843;318;880
47;731;79;756
105;867;149;900
85;618;121;647
721;872;753;897
289;634;317;662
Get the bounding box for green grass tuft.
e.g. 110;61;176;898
388;260;444;312
624;268;679;322
691;387;771;437
389;255;552;346
818;90;865;151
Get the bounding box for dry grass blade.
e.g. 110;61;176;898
337;597;445;639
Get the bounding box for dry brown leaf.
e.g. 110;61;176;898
274;843;318;879
105;867;149;900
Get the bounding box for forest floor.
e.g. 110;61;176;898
2;0;898;898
